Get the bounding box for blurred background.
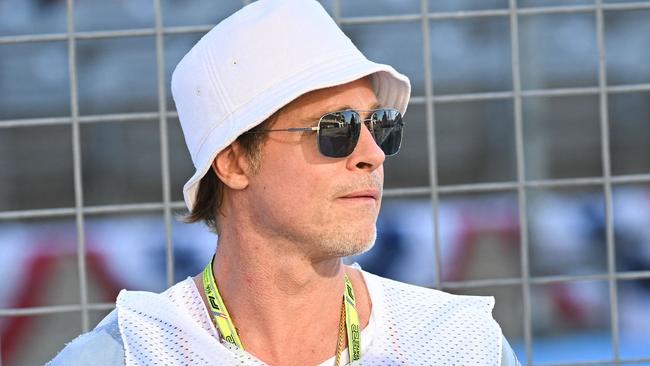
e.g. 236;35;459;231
1;0;650;365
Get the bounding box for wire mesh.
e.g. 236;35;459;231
1;1;650;365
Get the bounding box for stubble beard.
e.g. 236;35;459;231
246;196;380;261
312;222;378;259
307;175;382;260
312;174;382;259
260;173;383;261
270;208;379;262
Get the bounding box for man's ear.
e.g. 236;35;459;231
212;142;251;190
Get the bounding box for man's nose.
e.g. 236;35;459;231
346;124;385;171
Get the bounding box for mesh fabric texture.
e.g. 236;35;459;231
116;270;502;365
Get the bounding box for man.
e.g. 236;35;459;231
50;0;520;365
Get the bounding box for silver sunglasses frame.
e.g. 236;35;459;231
248;108;402;134
244;108;404;157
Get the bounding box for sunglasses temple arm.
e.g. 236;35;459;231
244;126;319;134
287;126;320;132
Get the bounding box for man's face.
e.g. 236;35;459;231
244;77;386;260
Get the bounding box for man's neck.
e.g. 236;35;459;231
193;234;371;366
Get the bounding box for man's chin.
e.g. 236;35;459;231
349;236;376;256
329;228;377;258
304;222;378;260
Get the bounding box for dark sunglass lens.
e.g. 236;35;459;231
318;111;361;158
370;109;403;156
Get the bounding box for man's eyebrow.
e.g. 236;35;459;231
369;102;383;110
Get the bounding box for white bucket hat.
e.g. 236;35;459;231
171;0;411;210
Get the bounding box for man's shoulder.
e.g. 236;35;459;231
47;278;195;366
363;271;522;365
363;270;495;310
364;270;499;335
47;310;125;366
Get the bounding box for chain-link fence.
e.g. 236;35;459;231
1;0;650;365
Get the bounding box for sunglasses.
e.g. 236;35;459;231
247;108;404;158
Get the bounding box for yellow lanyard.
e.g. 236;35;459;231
343;274;361;362
202;257;361;362
202;257;244;349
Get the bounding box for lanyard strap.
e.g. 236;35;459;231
202;258;362;362
343;274;361;362
202;257;244;349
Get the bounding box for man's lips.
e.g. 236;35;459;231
338;189;381;201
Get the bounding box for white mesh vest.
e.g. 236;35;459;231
117;270;503;365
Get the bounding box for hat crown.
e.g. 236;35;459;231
171;0;358;162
